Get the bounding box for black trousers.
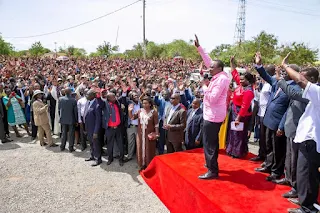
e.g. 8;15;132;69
264;127;287;176
1;98;9;135
285;137;299;190
106;127;124;161
80;117;87;150
258;116;267;158
61;124;75;149
31;111;38;138
87;133;101;161
297;140;320;211
202;120;222;174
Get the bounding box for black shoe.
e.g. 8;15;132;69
114;155;120;159
119;161;124;167
49;144;58;147
255;167;271;173
69;148;75;153
288;198;300;206
81;147;87;152
107;160;113;165
287;208;303;213
85;157;95;162
273;178;291;186
1;138;11;143
198;171;219;180
91;160;102;167
31;137;36;140
282;189;298;198
60;147;65;151
250;156;265;162
123;157;132;163
266;173;281;181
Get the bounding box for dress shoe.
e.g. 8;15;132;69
31;137;36;140
85;157;95;162
198;171;219;180
250;156;265;162
255;167;271;174
266;173;281;181
107;160;113;165
69;148;75;153
123;157;132;163
287;208;303;213
81;147;87;152
48;144;58;147
91;160;102;167
273;178;290;186
1;138;12;143
119;160;124;167
283;189;298;198
60;147;65;151
288;198;300;206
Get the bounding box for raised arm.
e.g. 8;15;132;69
277;80;308;103
230;56;240;85
194;35;213;68
254;52;277;86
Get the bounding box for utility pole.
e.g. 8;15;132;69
143;0;146;59
115;26;120;47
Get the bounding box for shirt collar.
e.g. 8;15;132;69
171;104;180;111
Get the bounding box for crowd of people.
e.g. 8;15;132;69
0;35;319;213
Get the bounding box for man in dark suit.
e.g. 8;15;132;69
102;92;125;166
274;67;319;201
84;90;102;167
185;98;203;150
254;53;290;181
58;88;78;152
164;93;187;153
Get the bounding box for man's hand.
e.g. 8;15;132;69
230;55;235;64
93;133;98;139
281;52;291;67
276;129;284;137
163;124;171;130
255;52;262;65
234;119;240;127
194;34;200;47
195;140;200;146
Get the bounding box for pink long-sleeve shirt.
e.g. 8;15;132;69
198;46;230;123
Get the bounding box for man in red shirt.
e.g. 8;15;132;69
102;92;124;166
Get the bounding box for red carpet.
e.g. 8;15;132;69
141;149;296;213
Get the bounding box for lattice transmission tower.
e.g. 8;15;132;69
234;0;246;44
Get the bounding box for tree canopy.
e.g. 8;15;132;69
0;31;318;65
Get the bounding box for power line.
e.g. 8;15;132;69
4;0;141;39
225;0;320;17
251;0;319;12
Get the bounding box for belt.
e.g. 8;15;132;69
109;126;119;129
129;124;138;127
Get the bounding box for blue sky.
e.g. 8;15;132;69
0;0;319;54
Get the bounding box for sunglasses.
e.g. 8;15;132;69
170;97;176;100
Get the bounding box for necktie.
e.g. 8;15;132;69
110;103;116;122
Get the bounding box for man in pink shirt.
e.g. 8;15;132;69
195;35;230;180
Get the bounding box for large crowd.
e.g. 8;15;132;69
0;35;319;213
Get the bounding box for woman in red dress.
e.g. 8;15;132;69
226;56;256;158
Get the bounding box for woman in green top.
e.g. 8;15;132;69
2;88;31;137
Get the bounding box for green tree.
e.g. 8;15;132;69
96;41;118;57
29;41;50;56
0;36;14;55
278;42;318;65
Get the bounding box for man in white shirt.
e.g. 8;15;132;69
250;74;272;162
78;89;88;151
126;92;141;161
282;53;320;213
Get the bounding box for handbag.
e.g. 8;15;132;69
147;132;158;141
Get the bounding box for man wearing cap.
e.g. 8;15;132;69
32;90;57;147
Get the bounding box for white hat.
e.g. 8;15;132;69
32;90;44;99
